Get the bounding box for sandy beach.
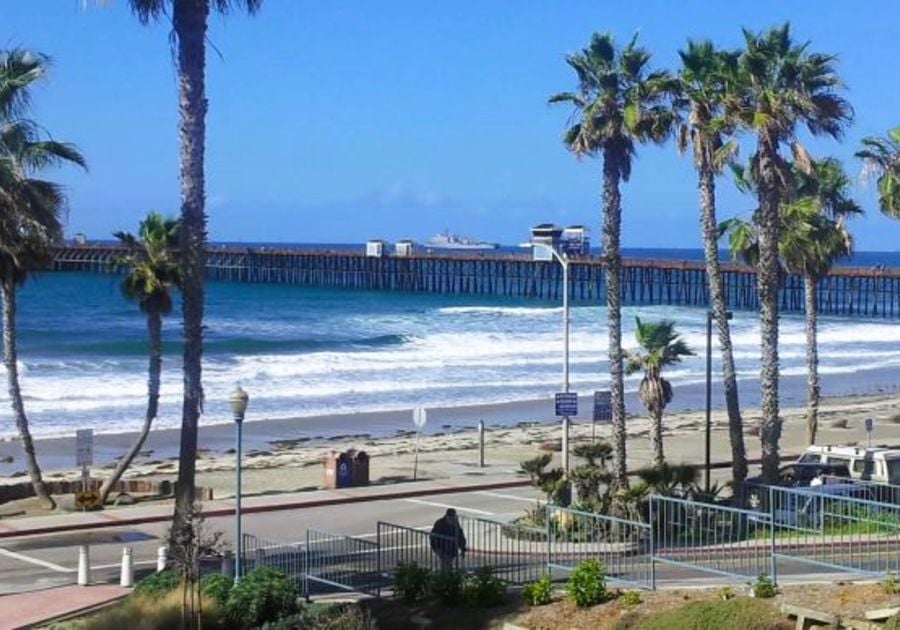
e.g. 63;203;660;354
2;389;899;503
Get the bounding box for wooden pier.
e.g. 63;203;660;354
51;243;900;318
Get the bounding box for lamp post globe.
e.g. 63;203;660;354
229;384;249;422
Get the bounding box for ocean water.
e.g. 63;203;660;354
2;247;900;439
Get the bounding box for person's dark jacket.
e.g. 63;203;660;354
429;516;467;559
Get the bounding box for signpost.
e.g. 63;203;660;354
865;417;874;447
75;429;94;510
412;408;427;481
592;390;612;442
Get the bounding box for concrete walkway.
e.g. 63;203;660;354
0;473;528;539
2;584;128;629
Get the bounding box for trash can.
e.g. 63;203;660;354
351;450;369;486
323;451;354;489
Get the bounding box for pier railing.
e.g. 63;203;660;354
51;243;900;317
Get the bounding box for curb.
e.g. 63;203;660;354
0;478;531;540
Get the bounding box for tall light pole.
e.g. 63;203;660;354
705;310;732;493
522;241;571;471
230;384;249;582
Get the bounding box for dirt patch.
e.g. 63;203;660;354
778;581;900;620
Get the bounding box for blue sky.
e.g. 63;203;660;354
5;1;900;250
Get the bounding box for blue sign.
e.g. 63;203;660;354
555;392;578;417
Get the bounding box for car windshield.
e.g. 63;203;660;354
887;459;900;485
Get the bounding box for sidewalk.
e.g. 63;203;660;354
2;584;128;629
0;472;529;539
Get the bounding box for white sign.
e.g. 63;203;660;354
413;407;427;430
76;429;93;468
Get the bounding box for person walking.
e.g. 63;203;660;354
429;508;467;572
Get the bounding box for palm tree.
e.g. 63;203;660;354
98;213;181;505
625;318;694;467
856;127;900;218
723;158;860;447
674;39;749;495
731;23;851;482
0;49;86;509
124;0;263;533
549;32;676;488
781;159;860;445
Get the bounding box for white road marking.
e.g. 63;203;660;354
93;559;159;570
402;498;494;516
0;547;72;573
474;491;542;504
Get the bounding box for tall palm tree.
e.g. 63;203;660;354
549;32;676;488
625;318;695;467
674;39;749;495
723;158;860;447
856;127;900;218
731;23;851;482
781;159;860;445
0;49;86;509
98;212;181;505
124;0;263;533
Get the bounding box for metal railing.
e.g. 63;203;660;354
769;485;900;575
822;475;900;505
651;495;776;582
241;533;306;593
457;515;547;585
306;529;382;596
546;505;653;589
376;522;459;576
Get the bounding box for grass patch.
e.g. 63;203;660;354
621;596;786;630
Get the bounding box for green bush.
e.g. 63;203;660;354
428;569;464;606
635;597;783;630
884;614;900;630
567;559;607;608
226;567;298;628
393;562;432;603
621;590;641;607
883;572;900;594
522;575;553;607
200;572;233;608
291;604;378;630
750;574;777;599
132;569;179;600
463;567;506;607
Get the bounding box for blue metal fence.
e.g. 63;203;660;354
546;505;653;589
822;475;900;505
457;515;548;585
769;485;900;575
305;529;383;596
650;495;776;582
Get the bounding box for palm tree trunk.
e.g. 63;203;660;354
651;407;665;468
602;146;627;489
172;0;209;535
98;310;162;505
756;136;782;484
804;274;819;445
2;274;54;509
697;164;748;496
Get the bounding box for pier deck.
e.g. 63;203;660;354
51;244;900;317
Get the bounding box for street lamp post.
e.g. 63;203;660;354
230;384;249;583
705;310;732;493
522;241;571;472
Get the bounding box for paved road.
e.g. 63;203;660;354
0;486;542;594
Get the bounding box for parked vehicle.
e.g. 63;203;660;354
797;445;900;485
745;462;850;509
770;482;876;529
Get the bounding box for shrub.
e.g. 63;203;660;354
522;575;553;607
717;586;734;601
463;567;506;607
884;572;900;594
621;590;641;607
200;572;233;609
226;567;298;628
885;614;900;630
567;559;607;608
750;574;777;599
428;569;464;605
72;589;224;630
393;562;432;603
132;569;179;600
